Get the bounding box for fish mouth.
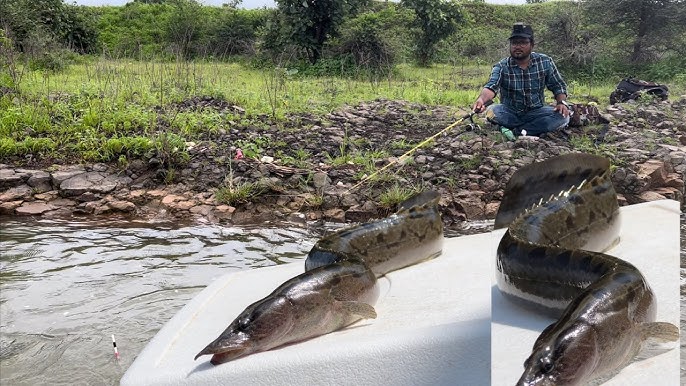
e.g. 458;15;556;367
210;349;248;365
195;345;250;365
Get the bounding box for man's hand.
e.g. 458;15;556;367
554;101;570;118
472;98;487;113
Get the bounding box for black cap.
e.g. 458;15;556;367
509;23;533;41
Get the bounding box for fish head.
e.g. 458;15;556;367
517;321;599;386
195;296;294;365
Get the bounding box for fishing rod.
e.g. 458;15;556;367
347;109;483;193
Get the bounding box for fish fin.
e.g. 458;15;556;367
640;321;679;343
339;301;377;319
494;153;611;228
632;322;680;362
396;190;440;213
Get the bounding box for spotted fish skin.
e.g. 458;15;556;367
195;259;378;365
306;190;444;276
495;153;678;386
196;191;444;365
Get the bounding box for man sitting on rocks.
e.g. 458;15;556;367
472;23;570;139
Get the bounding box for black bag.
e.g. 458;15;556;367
609;77;669;104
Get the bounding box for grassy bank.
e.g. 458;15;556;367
0;58;679;167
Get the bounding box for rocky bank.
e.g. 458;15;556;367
1;96;685;230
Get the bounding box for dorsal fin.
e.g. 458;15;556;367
494;153;610;229
396;190;440;213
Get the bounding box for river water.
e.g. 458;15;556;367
0;217;321;385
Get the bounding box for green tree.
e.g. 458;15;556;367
274;0;368;64
583;0;686;63
165;0;204;59
401;0;463;66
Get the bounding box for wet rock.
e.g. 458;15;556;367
34;191;59;202
0;185;33;201
0;200;23;214
190;204;213;216
108;200;136;212
52;167;86;186
173;200;197;211
0;169;29;189
15;202;55;215
214;205;236;220
78;192;102;202
60;172;131;196
161;194;185;206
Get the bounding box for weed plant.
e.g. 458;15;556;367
0;57;660;167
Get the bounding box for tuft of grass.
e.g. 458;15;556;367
378;184;421;209
215;180;264;206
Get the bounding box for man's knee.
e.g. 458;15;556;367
485;104;510;126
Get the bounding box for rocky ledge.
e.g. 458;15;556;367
1;97;685;228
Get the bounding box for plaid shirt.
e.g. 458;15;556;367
484;52;567;113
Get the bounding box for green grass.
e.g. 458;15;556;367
378;183;422;209
3;57;679;166
215;180;265;206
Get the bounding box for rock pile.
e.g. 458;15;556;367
1;96;684;228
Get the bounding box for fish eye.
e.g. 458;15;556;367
237;316;251;330
540;359;554;374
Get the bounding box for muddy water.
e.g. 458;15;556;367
0;218;317;385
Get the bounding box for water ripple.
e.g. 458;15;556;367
0;218;315;385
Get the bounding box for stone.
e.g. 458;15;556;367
0;200;23;214
0;168;29;189
485;202;500;218
636;160;668;188
174;200;198;211
345;205;375;223
34;191;59;201
190;204;213;215
15;202;55;215
51;198;77;207
312;172;330;189
340;193;359;207
323;208;345;222
0;184;33;202
286;212;306;224
60;172;131;196
52;168;86;186
214;205;236;220
146;189;167;198
161;194;185;206
638;191;666;201
108;200;136;212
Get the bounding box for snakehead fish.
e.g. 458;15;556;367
494;153;678;386
195;190;444;365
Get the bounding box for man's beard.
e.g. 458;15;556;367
510;50;528;60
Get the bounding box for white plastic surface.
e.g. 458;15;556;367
121;231;493;386
492;199;680;386
122;200;679;386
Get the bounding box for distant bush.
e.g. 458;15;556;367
327;7;411;77
205;9;270;58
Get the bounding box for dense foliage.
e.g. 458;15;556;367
0;0;685;81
